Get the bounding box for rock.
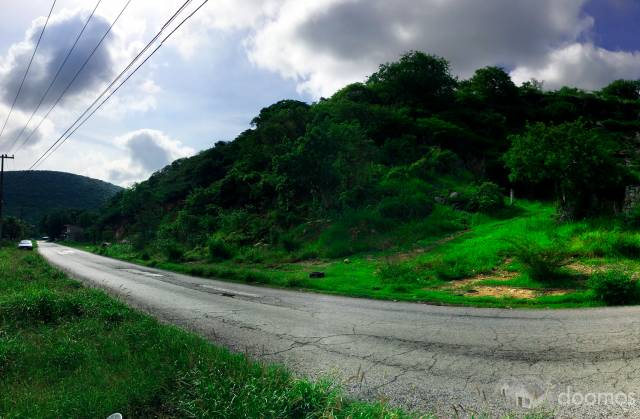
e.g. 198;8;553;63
309;271;325;279
343;258;351;264
449;191;459;199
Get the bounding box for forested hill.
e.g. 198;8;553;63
5;171;122;224
96;51;640;258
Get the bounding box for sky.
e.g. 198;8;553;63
0;0;639;186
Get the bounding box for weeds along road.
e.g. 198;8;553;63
39;242;640;418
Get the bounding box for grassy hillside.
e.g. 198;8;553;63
0;245;409;418
81;51;640;308
5;170;121;224
77;200;640;308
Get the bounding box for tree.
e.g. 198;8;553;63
367;51;457;111
3;217;29;240
600;80;640;101
505;120;627;219
461;66;519;106
274;119;375;210
40;210;71;239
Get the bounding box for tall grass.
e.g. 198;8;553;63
0;246;409;418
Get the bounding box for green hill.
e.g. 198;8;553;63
4;170;122;224
79;51;640;308
96;52;640;253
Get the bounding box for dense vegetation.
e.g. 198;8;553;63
0;244;409;418
4;170;121;227
67;51;640;307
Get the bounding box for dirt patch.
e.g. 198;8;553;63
566;262;598;275
465;286;538;299
448;268;518;289
391;230;470;262
464;286;571;299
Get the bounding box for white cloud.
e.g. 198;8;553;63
0;3;170;156
243;0;594;97
30;129;195;187
0;8;117;111
107;129;195;186
0;101;55;150
511;43;640;90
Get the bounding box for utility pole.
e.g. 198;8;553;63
0;154;15;240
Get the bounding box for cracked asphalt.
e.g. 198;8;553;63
39;242;640;418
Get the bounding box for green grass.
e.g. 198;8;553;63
0;246;413;418
67;201;640;309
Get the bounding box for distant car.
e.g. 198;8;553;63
41;236;50;241
18;240;33;250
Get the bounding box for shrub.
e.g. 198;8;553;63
507;237;570;281
428;257;469;280
612;234;640;258
377;193;432;220
624;206;640;229
159;240;184;262
589;271;638;305
578;231;640;258
207;237;233;262
280;234;301;252
468;182;504;212
407;147;461;179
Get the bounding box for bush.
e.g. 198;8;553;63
578;231;640;258
159;240;184;262
589;271;638;305
507;237;569;281
611;234;640;258
280;234;301;252
624;206;640;229
468;182;504;212
407;147;461;179
207;237;233;262
377;193;432;220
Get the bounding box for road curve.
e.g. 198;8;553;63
39;242;640;418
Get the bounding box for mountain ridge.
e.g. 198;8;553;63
4;170;122;224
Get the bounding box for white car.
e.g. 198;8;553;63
18;240;33;250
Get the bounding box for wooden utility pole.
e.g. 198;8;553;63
0;154;15;240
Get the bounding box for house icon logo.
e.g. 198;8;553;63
498;377;555;409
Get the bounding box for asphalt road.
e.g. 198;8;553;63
39;242;640;418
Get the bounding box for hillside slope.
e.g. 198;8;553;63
76;51;640;308
96;52;640;256
4;171;122;224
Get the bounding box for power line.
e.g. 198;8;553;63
14;0;134;155
34;0;208;169
0;0;57;144
8;0;104;154
30;0;207;171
